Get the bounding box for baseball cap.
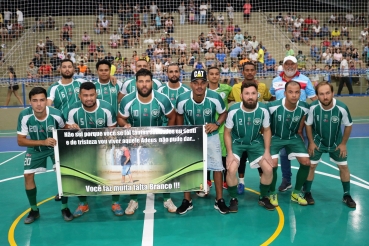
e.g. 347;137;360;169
283;55;297;64
191;69;207;82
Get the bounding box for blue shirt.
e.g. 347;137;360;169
155;16;161;26
322;26;329;33
230;47;242;58
216;53;226;63
166;37;174;45
331;40;341;47
270;73;316;101
265;58;276;67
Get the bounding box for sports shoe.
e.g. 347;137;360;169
112;202;124;216
196;183;210;197
207;180;213;188
55;193;61;201
304;192;315;205
237;183;245;195
278;178;292;192
258;197;275;211
125;200;138;215
229;198;238;213
343;195;356;208
291;193;308;206
269;193;279;207
214;198;230;214
222;182;228;189
164;198;177;213
176;199;193;214
24;209;40;224
61;208;73;221
73;203;90;217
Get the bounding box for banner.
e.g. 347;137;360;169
53;126;207;196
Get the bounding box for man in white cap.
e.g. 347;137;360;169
269;55;317;201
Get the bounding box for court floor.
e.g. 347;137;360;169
1;119;369;246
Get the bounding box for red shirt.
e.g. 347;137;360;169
88;44;96;53
323;40;330;47
136;19;141;27
39;65;52;75
304;18;313;24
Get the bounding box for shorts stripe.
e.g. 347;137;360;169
330;158;347;165
24;167;47;174
288;153;310;160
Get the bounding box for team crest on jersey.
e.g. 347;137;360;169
96;118;105;126
292;116;300;122
220;92;226;99
331;116;339;123
323;114;329;122
96;89;101;95
253;118;261;125
103;87;109;94
143;108;148;116
204;108;211;116
170;93;175;100
151;109;159;117
47;126;54;132
110;87;117;93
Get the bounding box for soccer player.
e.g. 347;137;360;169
17;87;73;223
267;81;311;206
118;69;177;214
121;59;163;96
225;82;274;212
66;82;122;217
304;82;356;208
176;69;230;215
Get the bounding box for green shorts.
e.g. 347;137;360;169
24;148;55;174
271;137;309;160
232;140;265;168
310;148;347;165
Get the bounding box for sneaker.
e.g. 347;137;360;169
55;193;61;201
342;195;356;208
176;199;193;214
73;203;90;217
269;193;279;207
125;200;138;215
214;198;230;214
164;198;177;213
112;202;124;216
304;192;315;205
223;182;228;189
207;180;213;188
229;198;238;213
291;193;308;206
258;197;275;211
196;183;210;197
278;178;292;192
24;209;40;224
61;208;73;221
237;183;245;195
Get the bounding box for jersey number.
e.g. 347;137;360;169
24;158;31;166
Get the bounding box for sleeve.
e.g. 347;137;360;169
158;94;174;115
52;111;66;129
17;113;29;136
339;105;353;126
66;108;78;125
47;84;57;100
225;109;236;129
103;107;117;126
176;97;185;115
261;108;271;128
118;98;131;118
120;80;130;95
305;106;315;125
304;79;317;99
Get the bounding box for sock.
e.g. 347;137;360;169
239;177;245;184
228;185;237;198
259;183;270;198
163;193;170;200
269;167;278;193
207;170;211;181
61;196;68;209
304;180;313;193
293;164;310;193
78;196;87;203
342;181;350;196
112;195;120;204
26;187;38;211
130;194;138;201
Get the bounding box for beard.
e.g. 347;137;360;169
169;76;180;83
61;71;74;79
284;68;297;78
137;87;152;97
321;98;333;107
82;100;96;109
243;100;257;109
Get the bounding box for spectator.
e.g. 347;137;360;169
50;53;62;71
78;61;88;74
230;43;242;62
243;0;252;24
342;38;353;49
66;54;75;64
150;2;159;21
239;54;250;67
216;48;227;66
3;9;11;25
216;13;225;25
267;13;274;24
310;44;320;62
312;24;322;39
264;54;276;72
199;2;207;24
32;17;45;32
341;25;349;38
216;24;224;37
178;2;186;25
257;45;265;72
345;11;355;25
36;40;46;55
331;36;341;48
360;28;368;45
177;39;187;55
65;41;77;58
248;49;258;63
296;50;307;69
105;52;115;64
65;17;75;28
87;40;97;61
109;31;121;48
46;16;55;29
249;36;259;49
5;66;23;106
60;24;71;41
321;24;329;37
338;54;353;95
155;14;162;32
229;62;240;85
243;39;253;54
220;63;230;84
115;51;123;61
38;61;53;78
226;3;234;22
204;47;216;67
26;62;39;86
94;18;101;34
333;48;343;66
233;30;244;45
309;64;320;87
208;13;217;28
322;65;331;83
190;39;200;54
285;44;294;57
32;53;43;67
101;17;110;34
329;13;337;24
16;8;24;27
226;22;234;35
321;47;333;66
331;28;341;39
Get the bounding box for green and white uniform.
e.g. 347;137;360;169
121;77;163;95
92;79;123;114
17;107;65;173
67;99;117;128
119;90;174;127
267;98;310;160
225;102;270;168
157;82;190;126
306;98;352;165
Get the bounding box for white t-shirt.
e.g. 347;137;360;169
294;22;301;28
101;20;109;28
340;59;349;76
4;11;11;20
249;41;259;49
110;34;120;42
178;5;186;15
226;6;234;18
178;43;187;51
361;30;368;37
199;5;207;15
346;14;354;21
249;53;258;62
150;5;158;14
313;26;321;33
243;42;253;52
204;41;214;50
16;10;23;21
343;40;353;47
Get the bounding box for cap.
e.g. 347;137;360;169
191;69;207;82
283;55;297;64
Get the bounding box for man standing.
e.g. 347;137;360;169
338;54;353;95
176;69;230;215
270;56;317;192
225;82;274;212
304;82;356;208
118;69;177;215
17;87;73;223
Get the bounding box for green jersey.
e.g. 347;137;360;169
267;98;309;140
209;83;232;134
47;79;86;118
306;98;352;151
17;106;65;152
121;77;163;95
157;83;190;126
176;89;226;136
225;102;270;145
67;99;117;128
92;79;123;114
119;90;174;127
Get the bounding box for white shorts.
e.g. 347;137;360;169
207;133;224;171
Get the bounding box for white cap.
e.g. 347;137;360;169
283;56;297;64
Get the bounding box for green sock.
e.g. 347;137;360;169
259;183;270;198
112;195;120;204
269;167;278;193
304;180;313;193
342;181;350;196
228;185;237;198
61;196;68;209
78;196;87;203
130;194;138;201
294;164;310;192
26;187;38;211
163;193;170;200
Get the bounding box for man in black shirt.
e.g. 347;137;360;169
49;53;62;71
65;41;77;58
104;52;114;64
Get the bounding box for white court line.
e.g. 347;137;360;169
0;170;53;183
0;151;24;153
0;132;16;135
0;151;25;166
142;193;156;246
320;160;369;186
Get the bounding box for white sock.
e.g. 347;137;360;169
239;177;245;184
